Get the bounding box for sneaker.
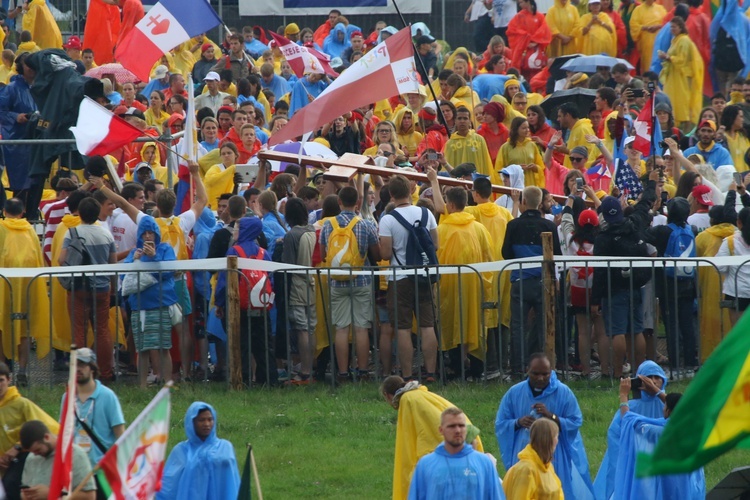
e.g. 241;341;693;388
277;369;290;382
146;372;158;384
286;374;312;386
424;373;437;384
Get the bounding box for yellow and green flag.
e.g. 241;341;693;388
637;311;750;477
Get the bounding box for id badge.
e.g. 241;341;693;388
75;429;92;452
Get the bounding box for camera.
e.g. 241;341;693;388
427;152;438;161
647;81;656;93
576;178;584;191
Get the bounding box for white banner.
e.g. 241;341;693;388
239;0;431;16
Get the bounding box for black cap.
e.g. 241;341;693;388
415;35;435;45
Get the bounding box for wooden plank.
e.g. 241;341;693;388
227;256;243;390
542;233;556;369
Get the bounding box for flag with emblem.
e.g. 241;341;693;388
637;311;750;476
269;32;338;78
269;27;420;145
96;385;171;500
632;96;663;157
115;0;221;82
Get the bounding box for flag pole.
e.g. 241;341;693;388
391;0;451;137
249;444;264;500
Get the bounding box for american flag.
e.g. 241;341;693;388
614;158;643;201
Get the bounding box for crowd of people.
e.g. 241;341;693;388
0;1;748;393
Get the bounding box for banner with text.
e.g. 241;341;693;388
239;0;430;16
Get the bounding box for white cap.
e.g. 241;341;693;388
624;136;635;147
588;0;602;4
153;65;169;79
204;71;220;81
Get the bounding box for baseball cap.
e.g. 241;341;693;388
63;35;82;50
350;30;364;39
76;347;97;364
123;107;145;120
698;119;717;132
285;23;300;36
416;35;435;45
691;184;714;206
330;57;344;69
201;43;213;53
153;65;169;79
624;136;636;147
204;71;221;82
599;196;624;224
578;209;600;227
135;162;153;172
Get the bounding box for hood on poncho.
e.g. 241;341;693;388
184;401;218;446
136;215;161;249
236;216;263;245
500;164;525;189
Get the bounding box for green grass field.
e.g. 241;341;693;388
22;379;750;499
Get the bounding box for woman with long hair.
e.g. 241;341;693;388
478;35;512;70
204;143;241;209
658;17;704;131
145;90;170;133
363;120;403;157
528;105;561;159
506;0;552;80
503;418;564;500
439;100;457;135
721;104;750;171
496;117;546;188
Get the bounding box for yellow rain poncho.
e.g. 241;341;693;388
547;0;581;57
171;42;197;79
124;142;169;185
696;223;735;361
629;1;667;72
392;385;484;500
189;36;222;61
463;202;513;328
0;218;51;360
22;0;62;49
564;118;598;170
50;216;126;351
726;131;750;172
145;107;171;133
393;107;424;157
576;12;617;56
660;33;704;126
436;212;493;357
450;85;481;125
496;137;546;188
204;163;236;209
0;387;59;453
503;444;564;500
444;130;500;185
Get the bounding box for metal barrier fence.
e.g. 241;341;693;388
2;254;747;390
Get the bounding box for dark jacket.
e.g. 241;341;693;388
501;209;561;282
591;180;656;304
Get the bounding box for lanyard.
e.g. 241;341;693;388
76;397;96;427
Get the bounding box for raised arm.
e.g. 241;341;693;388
189;160;208;219
425;166;446;215
585;133;614;169
544;130;563;170
90;176;141;224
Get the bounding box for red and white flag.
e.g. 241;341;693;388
48;349;78;500
633;96;660;157
269;32;338;78
269;27;420;146
115;0;221;82
70;98;143;157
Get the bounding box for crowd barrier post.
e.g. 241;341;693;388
227;256;242;389
542;233;557;368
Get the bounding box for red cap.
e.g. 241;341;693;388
63;35;82;50
578;209;600;227
418;107;437;120
350;31;364;39
201;43;213;53
691;184;714;206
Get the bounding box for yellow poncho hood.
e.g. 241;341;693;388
0;386;59;453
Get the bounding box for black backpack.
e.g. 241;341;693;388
714;28;744;73
58;228;91;291
611;233;652;290
386;207;439;285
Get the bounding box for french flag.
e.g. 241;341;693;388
115;0;221;82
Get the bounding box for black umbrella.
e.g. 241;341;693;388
708;466;750;500
540;88;598;123
549;54;583;80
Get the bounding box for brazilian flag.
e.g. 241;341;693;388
637;311;750;476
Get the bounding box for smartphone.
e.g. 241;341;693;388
630;377;643;391
427;152;438;161
575;178;584;191
660;191;668;204
734;172;744;185
632;89;645;98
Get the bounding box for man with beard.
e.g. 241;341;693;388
60;348;125;467
19;420;96;499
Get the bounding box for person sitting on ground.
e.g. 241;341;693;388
157;402;240;500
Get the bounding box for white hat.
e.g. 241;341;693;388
204;71;220;82
153;65;169;79
624;136;635;147
588;0;602;4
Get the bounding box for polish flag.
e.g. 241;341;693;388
115;0;221;82
269;28;420;146
70;98;143;156
48;350;78;500
269;32;338;78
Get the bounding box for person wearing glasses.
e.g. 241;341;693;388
556;102;598;170
363;121;403;157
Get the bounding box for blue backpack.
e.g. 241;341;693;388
387;207;439;284
664;223;695;279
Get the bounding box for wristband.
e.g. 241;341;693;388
656;390;665;397
547;141;556;149
619;402;629;409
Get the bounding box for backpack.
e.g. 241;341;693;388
58;228;91;291
612;233;652;289
233;245;275;310
664;223;696;279
714;28;744;73
324;216;365;281
387;207;439;284
156;216;189;261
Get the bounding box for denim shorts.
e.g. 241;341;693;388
602;287;644;336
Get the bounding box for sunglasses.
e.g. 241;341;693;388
570;156;585;162
381;151;393;157
377;129;390;133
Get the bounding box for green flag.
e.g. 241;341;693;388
237;445;252;500
637;311;750;477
